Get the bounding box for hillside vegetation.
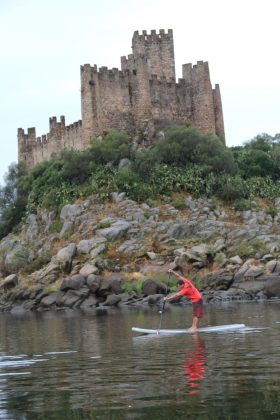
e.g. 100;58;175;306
1;125;280;240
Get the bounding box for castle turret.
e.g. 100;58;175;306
183;61;222;139
131;29;175;81
18;127;36;168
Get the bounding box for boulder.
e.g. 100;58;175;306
243;267;263;279
77;237;107;255
264;276;280;298
99;275;123;295
60;204;83;222
40;292;59;308
96;220;131;242
59;221;74;239
229;256;243;265
31;261;61;284
147;294;164;305
79;263;98;277
59;291;79;307
25;214;39;241
80;295;99;309
265;260;277;273
86;275;101;292
103;294;122;306
118;158;132;169
0;274;18;291
56;243;76;262
142;279;167;296
5;244;30;272
60;274;86;291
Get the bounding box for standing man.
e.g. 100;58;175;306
164;269;203;332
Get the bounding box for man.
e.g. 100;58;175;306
164;269;203;332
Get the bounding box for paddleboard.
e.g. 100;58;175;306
132;324;246;335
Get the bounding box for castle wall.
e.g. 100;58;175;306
18;29;225;169
18;117;83;166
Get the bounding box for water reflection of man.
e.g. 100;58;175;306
183;334;206;395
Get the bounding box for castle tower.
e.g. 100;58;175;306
131;29;175;80
81;64;100;146
182;61;224;142
213;84;225;141
17;127;36;167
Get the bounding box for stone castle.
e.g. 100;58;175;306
18;29;225;168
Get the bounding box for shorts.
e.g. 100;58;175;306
192;299;203;318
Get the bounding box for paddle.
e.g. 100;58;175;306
157;272;170;335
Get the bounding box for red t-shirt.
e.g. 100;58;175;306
176;276;201;302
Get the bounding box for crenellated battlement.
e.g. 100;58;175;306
133;28;173;41
18;29;225;169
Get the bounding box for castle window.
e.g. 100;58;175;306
133;70;137;75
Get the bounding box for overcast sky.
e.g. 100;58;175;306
1;0;279;184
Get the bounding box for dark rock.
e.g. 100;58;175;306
99;275;123;295
56;287;90;307
103;294;121;306
60;274;86;291
80;295;98;309
86;274;101;292
0;274;18;291
147;294;164;305
206;273;234;290
63;290;83;307
142;279;167;296
40;292;59;308
264;276;280;298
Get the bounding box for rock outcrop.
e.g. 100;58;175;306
1;192;280;312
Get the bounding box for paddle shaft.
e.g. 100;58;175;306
157;300;166;333
157;273;170;334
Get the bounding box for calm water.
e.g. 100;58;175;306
0;302;280;419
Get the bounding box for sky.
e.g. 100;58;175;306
0;0;279;184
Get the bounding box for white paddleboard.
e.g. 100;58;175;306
132;324;246;335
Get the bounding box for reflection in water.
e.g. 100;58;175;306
0;304;280;418
182;333;206;395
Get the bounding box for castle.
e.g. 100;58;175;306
18;29;225;168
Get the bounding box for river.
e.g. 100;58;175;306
0;301;280;419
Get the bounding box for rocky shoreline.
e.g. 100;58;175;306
1;192;280;313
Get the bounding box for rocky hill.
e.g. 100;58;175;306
1;192;280;313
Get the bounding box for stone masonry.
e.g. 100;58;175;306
18;29;225;168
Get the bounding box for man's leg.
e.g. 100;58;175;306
188;316;199;332
188;300;203;332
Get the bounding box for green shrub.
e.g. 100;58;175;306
265;206;278;219
215;176;246;202
172;198;186;210
234;199;256;212
234;239;268;259
22;252;52;274
96;221;111;229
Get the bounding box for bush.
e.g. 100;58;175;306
22;252;52;274
89;131;132;165
234;199;256;212
215;176;246;202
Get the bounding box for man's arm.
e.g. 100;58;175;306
168;269;187;282
164;292;180;302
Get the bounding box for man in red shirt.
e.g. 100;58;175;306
164;269;203;332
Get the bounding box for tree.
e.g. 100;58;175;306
0;162;29;239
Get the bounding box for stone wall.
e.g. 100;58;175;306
18;29;225;168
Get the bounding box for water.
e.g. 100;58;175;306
0;301;280;419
